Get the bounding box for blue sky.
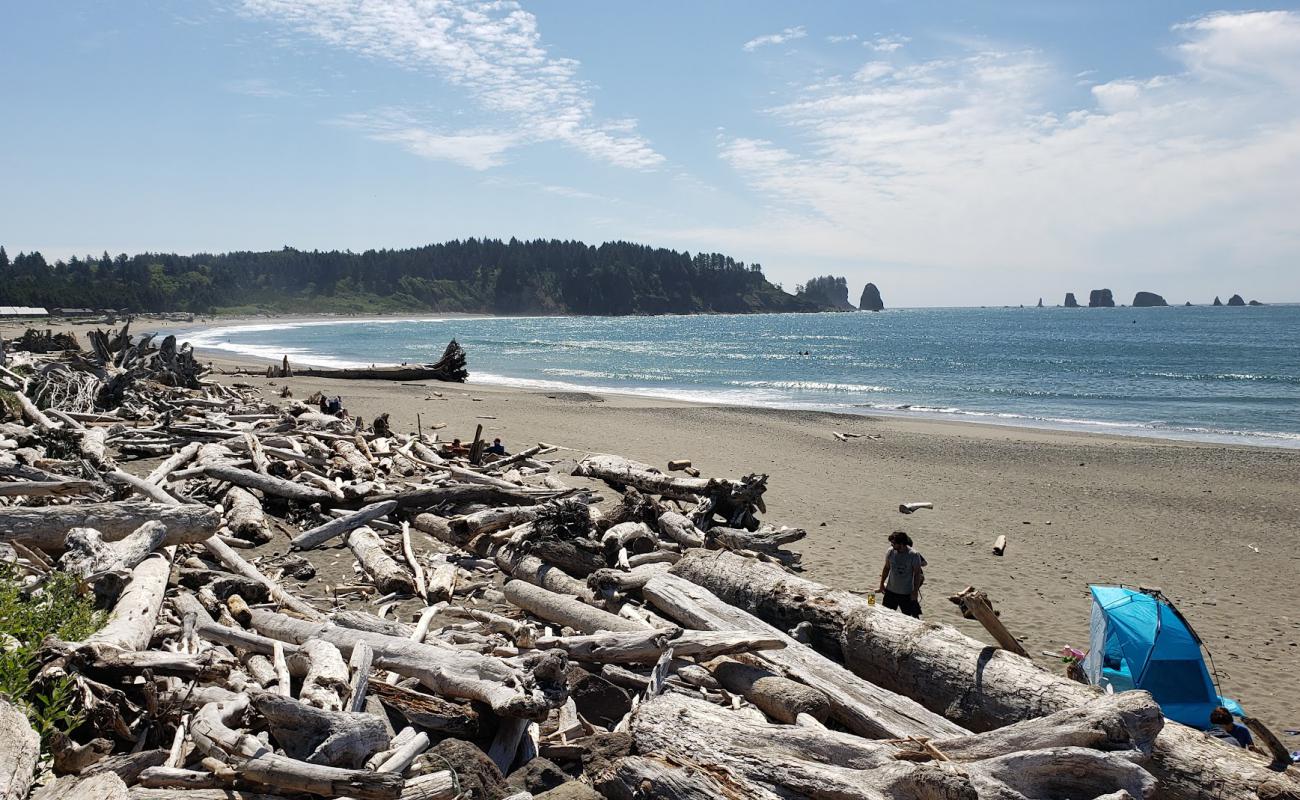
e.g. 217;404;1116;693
2;1;1298;306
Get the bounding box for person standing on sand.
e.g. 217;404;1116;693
878;530;926;618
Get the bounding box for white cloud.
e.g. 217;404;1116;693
694;10;1300;303
743;26;807;52
827;34;859;44
867;34;910;53
238;0;663;170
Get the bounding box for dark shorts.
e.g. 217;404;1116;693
883;590;921;618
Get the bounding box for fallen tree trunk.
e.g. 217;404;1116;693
190;696;402;800
503;580;647;634
291;341;466;383
643;573;968;740
203;536;326;621
671;548;1300;800
223;487;271;544
0;697;40;800
534;628;784;665
84;548;174;651
347;527;416;595
293;501;398;550
241;606;556;718
624;691;1158;800
709;660;830;724
574;454;766;530
251;693;388;768
203;465;336;504
2;502;221;549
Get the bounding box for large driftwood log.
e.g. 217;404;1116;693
595;755;750;799
574;454;767;530
347;527;416;595
496;547;597;602
84;549;174;651
1;502;220;549
535;628;784;664
656;511;705;548
624;691;1158;800
190;696;402;800
224;487;271;544
671;548;1300;800
204;465;335;504
642;573;968;739
710;660;830;724
0;697;40;800
503;580;647;634
293;501;399;550
241;607;556;718
251;693;388;768
203;536;325;621
289;639;351;712
359;484;549;511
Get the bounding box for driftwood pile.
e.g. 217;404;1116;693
1;329;1297;800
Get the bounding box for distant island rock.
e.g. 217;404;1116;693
1227;294;1246;306
1132;291;1168;307
1036;297;1043;308
1088;289;1115;308
796;275;856;311
1064;292;1080;308
1185;301;1193;306
859;282;885;311
1213;296;1223;306
1249;299;1265;306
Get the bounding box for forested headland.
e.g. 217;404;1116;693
0;239;833;316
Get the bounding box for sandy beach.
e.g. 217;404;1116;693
5;315;1299;730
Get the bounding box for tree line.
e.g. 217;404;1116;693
0;239;828;316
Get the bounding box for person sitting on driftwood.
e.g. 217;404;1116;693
444;438;470;457
485;437;508;456
877;530;926;618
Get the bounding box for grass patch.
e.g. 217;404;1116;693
0;565;104;741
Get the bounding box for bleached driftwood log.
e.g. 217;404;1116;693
293;501;399;550
251;693;388;768
224;487;271;544
503;580;647;634
656;510;705;548
203;535;325;621
671;548;1300;800
574;453;767;529
241;606;556;718
203;464;335;504
534;628;784;664
1;502;220;549
190;696;402;800
289;639;351;712
0;697;40;800
643;573;968;739
495;547;597;602
619;691;1158;800
83;549;174;651
347;527;416;595
710;659;830;724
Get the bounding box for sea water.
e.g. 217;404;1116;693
180;305;1300;447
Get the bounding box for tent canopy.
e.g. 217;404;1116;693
1082;585;1240;729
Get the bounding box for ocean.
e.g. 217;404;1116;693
180;305;1300;448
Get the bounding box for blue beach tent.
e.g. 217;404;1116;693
1082;585;1243;729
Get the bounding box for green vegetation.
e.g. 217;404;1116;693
795;275;853;310
0;565;104;741
0;238;831;316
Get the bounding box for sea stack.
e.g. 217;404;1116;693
1036;297;1043;308
1064;292;1080;308
1248;299;1265;306
859;282;885;311
1088;289;1115;307
1213;296;1223;306
1227;294;1246;306
1132;291;1168;307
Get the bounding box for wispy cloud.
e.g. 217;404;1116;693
827;34;859;44
866;34;910;53
238;0;663;170
743;25;807;52
698;11;1300;300
224;77;289;98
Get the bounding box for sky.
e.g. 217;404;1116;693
2;1;1298;307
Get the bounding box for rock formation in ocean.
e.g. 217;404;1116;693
796;275;856;311
1064;292;1080;308
1036;297;1043;308
1185;301;1193;306
859;282;885;311
1088;289;1115;307
1248;299;1264;306
1213;296;1223;306
1227;294;1246;306
1132;291;1168;307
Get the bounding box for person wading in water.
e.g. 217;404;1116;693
877;530;926;618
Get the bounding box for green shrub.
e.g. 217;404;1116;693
0;565;104;741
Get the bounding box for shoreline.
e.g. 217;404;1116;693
3;314;1298;726
162;314;1300;451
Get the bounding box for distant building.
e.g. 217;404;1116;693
51;307;96;317
0;306;49;317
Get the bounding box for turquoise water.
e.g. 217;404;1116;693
181;306;1300;447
